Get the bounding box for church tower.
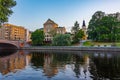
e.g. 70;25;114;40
82;20;87;40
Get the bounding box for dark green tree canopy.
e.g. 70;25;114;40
0;0;16;25
52;34;71;46
88;11;120;42
72;29;85;43
31;29;45;46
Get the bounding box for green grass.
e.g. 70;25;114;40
83;41;120;47
115;43;120;47
83;41;93;46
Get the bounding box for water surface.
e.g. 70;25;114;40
0;50;120;80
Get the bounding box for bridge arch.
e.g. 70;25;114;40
0;43;18;49
0;40;21;49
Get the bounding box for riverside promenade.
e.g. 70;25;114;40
22;46;120;52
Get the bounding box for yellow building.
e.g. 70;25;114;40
0;51;26;75
3;23;26;41
0;26;5;39
43;19;66;42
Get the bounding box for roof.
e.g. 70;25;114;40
44;19;58;25
56;27;65;28
39;28;43;30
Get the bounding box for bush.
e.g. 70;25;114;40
52;34;71;46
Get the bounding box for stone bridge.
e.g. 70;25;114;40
0;40;24;49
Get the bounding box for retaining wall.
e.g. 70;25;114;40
22;46;120;52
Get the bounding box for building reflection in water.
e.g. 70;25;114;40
0;50;26;75
43;54;58;78
0;51;120;80
0;51;91;79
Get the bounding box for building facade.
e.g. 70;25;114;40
56;27;66;34
26;30;32;43
0;26;5;39
1;23;26;41
43;19;66;42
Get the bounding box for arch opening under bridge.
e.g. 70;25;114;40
0;43;18;50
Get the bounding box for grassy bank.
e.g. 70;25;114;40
83;41;120;47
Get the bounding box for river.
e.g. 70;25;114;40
0;50;120;80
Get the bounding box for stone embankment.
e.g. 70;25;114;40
22;46;120;52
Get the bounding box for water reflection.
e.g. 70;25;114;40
0;50;120;80
0;49;17;57
0;50;26;75
90;52;120;80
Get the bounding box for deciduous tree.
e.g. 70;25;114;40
31;29;45;46
88;11;120;42
0;0;16;26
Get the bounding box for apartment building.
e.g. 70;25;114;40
2;23;26;41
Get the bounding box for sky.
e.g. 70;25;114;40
8;0;120;32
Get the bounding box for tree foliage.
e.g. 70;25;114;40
52;34;71;46
31;29;45;46
72;29;85;43
71;21;79;34
71;21;85;43
0;0;16;26
88;11;120;42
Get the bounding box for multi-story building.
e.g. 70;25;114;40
0;26;5;39
44;19;66;42
2;23;26;41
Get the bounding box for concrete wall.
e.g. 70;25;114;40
22;46;120;52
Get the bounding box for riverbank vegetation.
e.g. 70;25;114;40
83;41;120;47
87;11;120;42
31;29;45;46
52;34;71;46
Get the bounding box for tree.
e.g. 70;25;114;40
71;21;80;34
0;0;16;26
76;29;85;40
72;29;85;43
52;34;71;46
88;11;105;41
88;11;120;42
71;21;81;43
31;29;45;46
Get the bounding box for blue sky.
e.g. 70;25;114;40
9;0;120;32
